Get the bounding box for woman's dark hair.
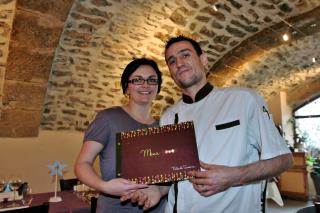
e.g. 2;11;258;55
165;35;203;56
121;58;162;94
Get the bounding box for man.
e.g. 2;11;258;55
122;36;293;213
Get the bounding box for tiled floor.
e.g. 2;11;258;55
267;199;313;213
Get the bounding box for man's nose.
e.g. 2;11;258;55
176;57;183;67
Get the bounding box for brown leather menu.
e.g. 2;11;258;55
116;121;200;184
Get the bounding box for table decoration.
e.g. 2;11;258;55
3;184;11;193
4;175;23;207
47;161;66;202
73;184;91;192
21;185;33;206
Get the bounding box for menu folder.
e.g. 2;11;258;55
116;121;200;184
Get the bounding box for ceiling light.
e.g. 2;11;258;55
312;57;316;63
282;33;289;41
213;4;219;11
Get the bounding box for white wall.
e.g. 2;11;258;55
267;92;282;126
267;91;294;146
279;91;294;146
0;130;84;193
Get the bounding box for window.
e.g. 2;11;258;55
293;96;320;150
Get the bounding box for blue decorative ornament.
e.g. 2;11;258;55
4;183;12;192
48;161;67;177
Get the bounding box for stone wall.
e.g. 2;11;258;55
211;6;320;103
41;0;181;131
223;32;320;97
0;0;319;136
0;0;73;137
41;0;320;132
0;0;15;122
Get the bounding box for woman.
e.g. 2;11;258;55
74;58;166;212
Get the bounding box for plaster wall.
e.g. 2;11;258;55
0;130;90;193
280;91;294;146
267;92;282;126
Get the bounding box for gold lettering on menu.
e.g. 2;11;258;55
140;149;160;157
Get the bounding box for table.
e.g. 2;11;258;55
34;191;90;213
0;191;90;213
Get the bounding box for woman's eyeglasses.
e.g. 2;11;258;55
128;77;159;85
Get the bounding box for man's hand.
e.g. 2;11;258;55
188;161;234;197
189;153;293;197
120;185;164;210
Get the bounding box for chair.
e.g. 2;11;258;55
59;178;78;191
296;206;316;213
311;172;320;195
91;196;98;213
3;202;49;213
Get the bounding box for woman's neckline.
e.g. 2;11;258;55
119;106;156;125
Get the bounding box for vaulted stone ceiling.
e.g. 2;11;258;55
0;0;319;137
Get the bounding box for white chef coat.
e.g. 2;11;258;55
160;85;290;213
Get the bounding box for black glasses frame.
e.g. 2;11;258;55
128;77;159;85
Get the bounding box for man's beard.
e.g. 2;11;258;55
178;73;203;89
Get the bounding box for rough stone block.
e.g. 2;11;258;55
11;10;63;48
2;80;47;110
16;0;74;22
5;45;54;82
0;109;41;137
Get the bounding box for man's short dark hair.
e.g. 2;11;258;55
165;35;203;56
121;58;162;94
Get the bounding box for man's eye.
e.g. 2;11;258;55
182;53;190;58
168;59;175;65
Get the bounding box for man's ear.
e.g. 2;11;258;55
200;53;208;67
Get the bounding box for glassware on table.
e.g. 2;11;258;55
21;186;33;206
8;175;23;207
0;176;6;192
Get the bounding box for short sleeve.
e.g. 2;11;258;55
248;91;290;160
83;110;111;146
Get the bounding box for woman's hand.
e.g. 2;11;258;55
102;178;148;196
